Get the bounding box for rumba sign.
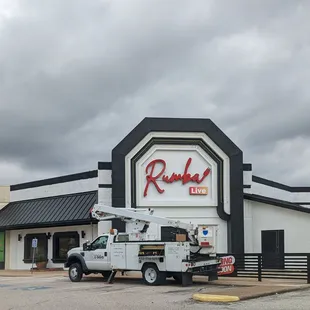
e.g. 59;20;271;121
135;148;217;207
143;157;211;197
218;255;235;275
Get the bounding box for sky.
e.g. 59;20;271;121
0;0;309;186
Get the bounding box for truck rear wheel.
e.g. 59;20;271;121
142;264;166;286
69;263;83;282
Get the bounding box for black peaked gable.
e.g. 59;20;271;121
0;191;98;230
112;117;244;254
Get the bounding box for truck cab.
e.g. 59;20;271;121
65;230;129;282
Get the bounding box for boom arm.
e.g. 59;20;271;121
90;203;196;243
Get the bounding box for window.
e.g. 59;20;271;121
91;235;108;250
52;232;80;263
115;234;129;242
23;234;48;264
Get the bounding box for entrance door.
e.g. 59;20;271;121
0;231;5;269
261;230;284;269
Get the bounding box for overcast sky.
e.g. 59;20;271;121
0;0;309;186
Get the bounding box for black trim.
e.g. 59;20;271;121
98;184;112;188
98;162;112;170
244;193;310;214
295;202;310;205
11;170;98;191
2;190;97;207
52;231;80;263
252;175;310;193
111;117;244;254
252;176;291;191
243;164;252;171
243;185;251;189
2;219;96;231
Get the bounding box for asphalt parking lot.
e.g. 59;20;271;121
0;275;310;310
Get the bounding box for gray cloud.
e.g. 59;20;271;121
0;0;309;186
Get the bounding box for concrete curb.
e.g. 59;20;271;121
193;294;240;303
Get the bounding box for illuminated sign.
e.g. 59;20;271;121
143;157;211;197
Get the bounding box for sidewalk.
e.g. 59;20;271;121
193;276;310;303
211;276;309;287
0;269;67;277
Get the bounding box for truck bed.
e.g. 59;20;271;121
110;241;191;272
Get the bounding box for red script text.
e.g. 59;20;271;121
143;158;211;197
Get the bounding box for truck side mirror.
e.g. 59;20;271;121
83;241;90;251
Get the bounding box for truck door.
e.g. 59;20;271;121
86;235;110;270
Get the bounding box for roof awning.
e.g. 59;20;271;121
0;191;97;230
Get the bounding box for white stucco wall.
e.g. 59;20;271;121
97;168;112;206
243;169;252;196
97;168;112;236
243;199;253;253
98;188;111;204
98;169;111;185
250;180;310;205
245;199;310;253
7;224;98;270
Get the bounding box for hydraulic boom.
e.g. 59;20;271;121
90;203;217;251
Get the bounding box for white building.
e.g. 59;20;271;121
0;117;310;270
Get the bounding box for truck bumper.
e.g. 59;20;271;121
192;263;219;275
182;258;221;274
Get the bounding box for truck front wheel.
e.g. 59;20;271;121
69;263;83;282
142;264;166;286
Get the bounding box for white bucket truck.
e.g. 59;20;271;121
64;204;221;286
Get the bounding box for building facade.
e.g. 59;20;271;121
0;117;310;270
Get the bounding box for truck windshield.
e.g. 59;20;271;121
91;235;108;249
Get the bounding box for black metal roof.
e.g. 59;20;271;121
0;191;97;230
